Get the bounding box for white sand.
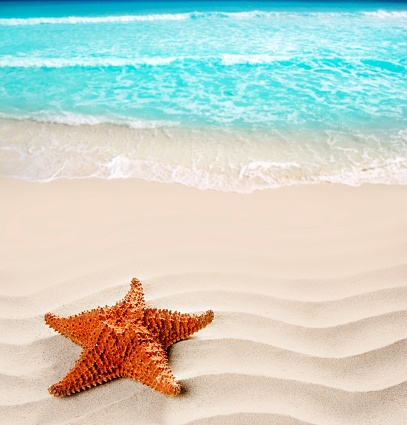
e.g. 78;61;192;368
1;178;407;424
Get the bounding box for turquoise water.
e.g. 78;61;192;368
1;1;407;191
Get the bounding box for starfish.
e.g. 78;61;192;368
45;278;214;397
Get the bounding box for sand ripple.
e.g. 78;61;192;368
1;266;407;424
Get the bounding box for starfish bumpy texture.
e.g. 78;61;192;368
45;278;214;397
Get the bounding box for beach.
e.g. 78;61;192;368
1;178;407;424
1;0;407;422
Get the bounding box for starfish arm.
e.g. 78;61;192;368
121;327;181;396
123;277;146;308
48;325;122;397
44;308;104;347
143;308;214;348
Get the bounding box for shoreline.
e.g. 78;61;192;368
2;117;407;192
1;178;407;424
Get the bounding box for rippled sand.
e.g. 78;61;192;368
1;179;407;424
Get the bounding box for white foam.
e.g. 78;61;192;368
237;158;407;191
240;161;301;176
0;11;281;26
221;54;292;66
363;10;407;19
0;56;177;68
0;111;175;129
0;10;374;27
222;10;280;19
222;10;357;19
1;119;407;193
0;13;190;26
3;147;407;193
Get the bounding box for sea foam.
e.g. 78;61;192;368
0;11;287;26
0;57;178;68
221;54;292;65
1;119;407;192
0;111;176;128
0;14;190;25
2;10;404;26
362;10;407;18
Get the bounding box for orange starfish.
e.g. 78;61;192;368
45;278;214;397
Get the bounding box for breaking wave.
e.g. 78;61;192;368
1;10;406;26
362;10;407;18
0;57;178;68
0;111;176;129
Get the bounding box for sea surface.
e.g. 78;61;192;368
0;0;406;192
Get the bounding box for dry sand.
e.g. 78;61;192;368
1;178;407;424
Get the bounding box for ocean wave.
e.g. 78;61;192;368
0;54;291;69
1;10;405;26
0;11;265;25
0;56;177;68
0;13;190;25
5;54;401;70
362;10;407;19
0;111;176;129
221;54;293;66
